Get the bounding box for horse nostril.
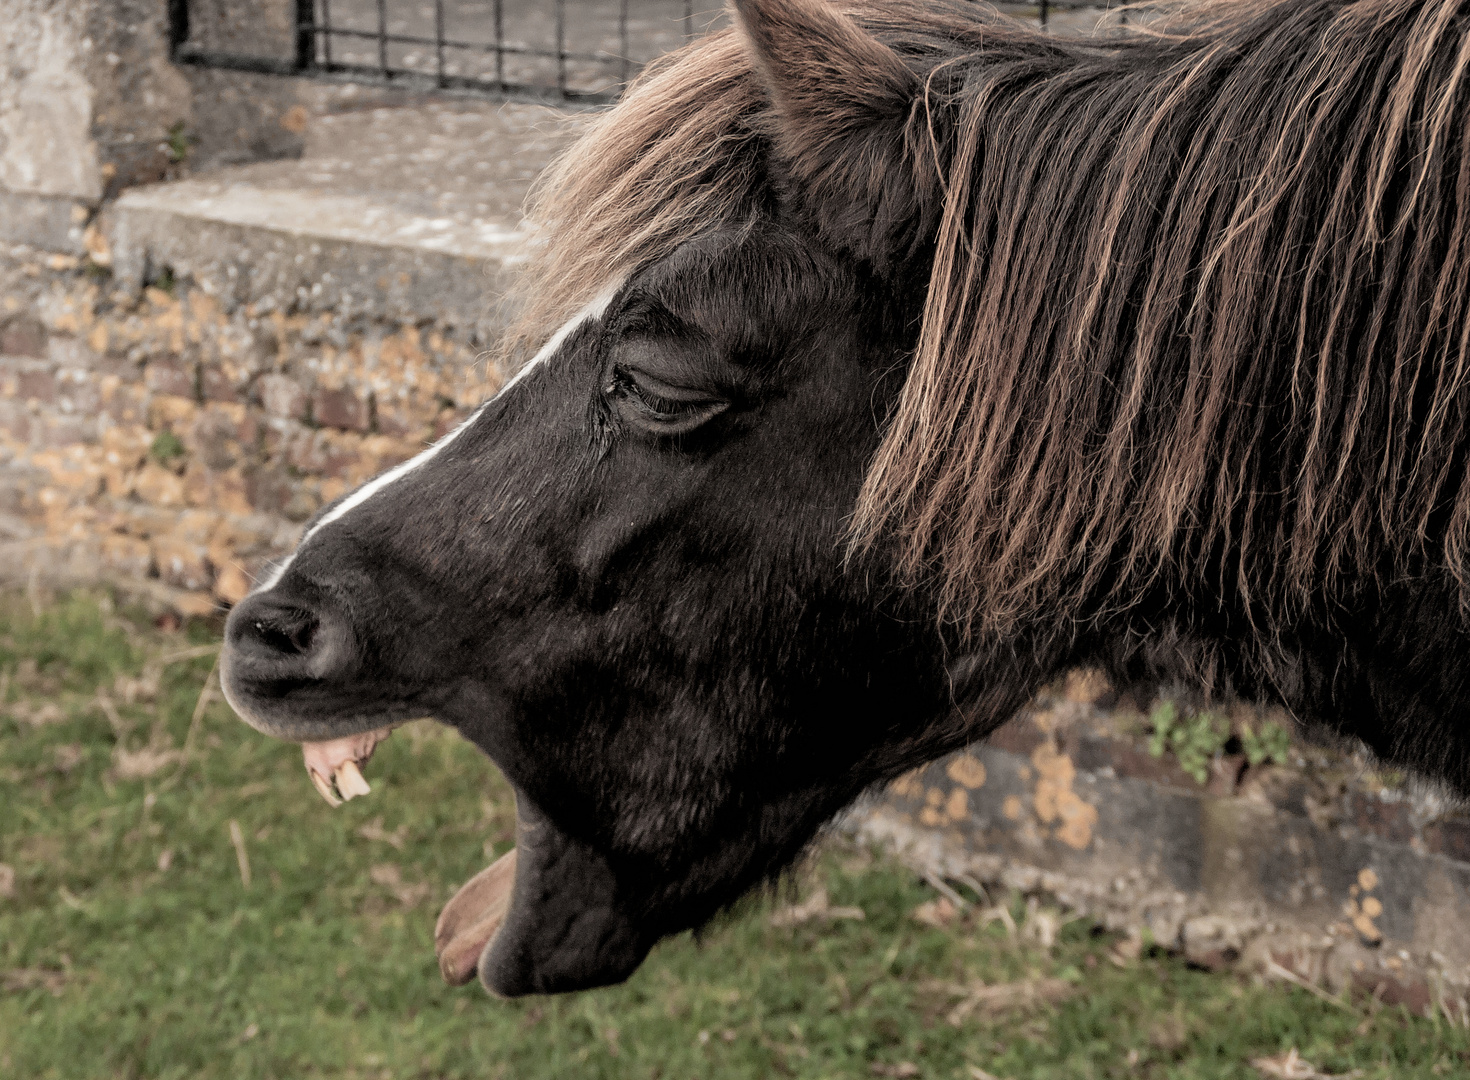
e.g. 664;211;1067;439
227;593;336;671
253;615;317;657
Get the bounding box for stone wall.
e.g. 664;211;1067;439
0;245;501;614
850;675;1470;1014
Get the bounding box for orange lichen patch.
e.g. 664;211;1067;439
31;448;106;496
1002;794;1024;821
1053;794;1099;850
918;786;948;827
280;104;309;134
1030;742;1073;824
946;754;987;789
134;463;187;507
945;787;969;822
1343;868;1385;943
1030;740;1099;850
890;769;925;800
150;394;198;428
1063;667;1112;704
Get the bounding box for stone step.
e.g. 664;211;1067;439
101;95;586;339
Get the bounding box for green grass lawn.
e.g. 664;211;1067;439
2;591;1468;1079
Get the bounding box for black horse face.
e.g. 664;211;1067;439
222;229;953;995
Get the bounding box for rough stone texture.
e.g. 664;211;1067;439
848;676;1470;1013
0;93;581;613
103;99;582;338
0;241;505;615
0;0;305;252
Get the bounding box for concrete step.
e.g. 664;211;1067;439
102;94;586;338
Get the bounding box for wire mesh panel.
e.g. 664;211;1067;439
311;0;718;99
175;0;723;103
172;1;1126;103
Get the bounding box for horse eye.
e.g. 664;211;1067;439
609;366;729;436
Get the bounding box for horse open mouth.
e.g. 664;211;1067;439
300;727;516;988
299;727;649;996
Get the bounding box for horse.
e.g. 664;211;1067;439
221;0;1470;996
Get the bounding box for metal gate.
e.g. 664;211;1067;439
170;1;1116;106
171;0;712;104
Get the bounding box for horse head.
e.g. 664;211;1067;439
220;0;993;995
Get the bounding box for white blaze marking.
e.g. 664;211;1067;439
254;281;624;593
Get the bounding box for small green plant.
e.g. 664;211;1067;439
1240;718;1292;767
148;430;186;466
165;121;196;164
148;265;178;296
1146;700;1230;784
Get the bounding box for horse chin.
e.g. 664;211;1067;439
436;788;655;997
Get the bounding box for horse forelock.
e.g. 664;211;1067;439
517;0;1470;644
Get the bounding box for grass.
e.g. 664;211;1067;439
2;591;1468;1080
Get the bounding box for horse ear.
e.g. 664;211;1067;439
732;0;941;272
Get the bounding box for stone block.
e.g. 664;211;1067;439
36;413;98;449
1346;791;1415;845
0;399;32;442
187;404;247;470
0;191;87;253
145;362;196;399
1;316;46;358
182;463;252;517
1423;818;1470;863
313;386;369;432
133;462;187;507
14;368;56;404
200;363;244;403
258;372;307;420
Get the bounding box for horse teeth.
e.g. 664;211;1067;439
335;760;372;800
309;768;343;807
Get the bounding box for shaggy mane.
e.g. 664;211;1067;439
514;0;1470;641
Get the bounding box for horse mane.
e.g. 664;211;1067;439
515;0;1470;641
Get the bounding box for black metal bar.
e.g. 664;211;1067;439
175;50;302;77
435;0;446;88
377;0;388;75
216;56;622;104
620;0;631;87
320;0;333;67
290;25;610;64
1039;0;1050;28
556;0;567;97
295;0;316;70
495;0;505;91
166;0;190;55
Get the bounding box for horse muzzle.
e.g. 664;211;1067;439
221;585;412;742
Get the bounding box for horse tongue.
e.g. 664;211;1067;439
435;848;518;986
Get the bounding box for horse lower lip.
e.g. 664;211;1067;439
434;846;519;986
